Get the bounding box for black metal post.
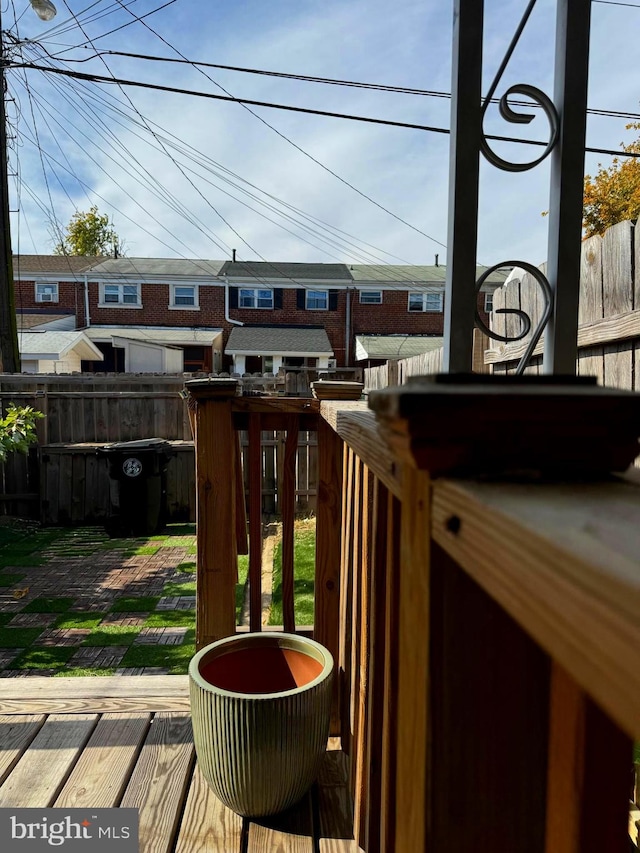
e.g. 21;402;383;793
442;0;484;374
543;0;591;374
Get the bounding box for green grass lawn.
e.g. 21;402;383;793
269;520;315;626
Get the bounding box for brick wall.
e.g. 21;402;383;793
15;278;494;368
15;279;84;324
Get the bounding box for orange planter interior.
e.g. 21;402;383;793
200;646;323;694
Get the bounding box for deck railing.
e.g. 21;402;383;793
187;378;640;853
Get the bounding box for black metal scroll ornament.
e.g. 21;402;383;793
480;83;559;173
475;261;553;377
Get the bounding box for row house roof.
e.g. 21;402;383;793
13;256;508;290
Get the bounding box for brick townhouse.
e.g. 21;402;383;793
12;255;501;373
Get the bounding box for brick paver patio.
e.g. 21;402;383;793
0;524;199;677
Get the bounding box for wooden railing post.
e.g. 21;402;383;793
186;378;239;648
314;416;343;734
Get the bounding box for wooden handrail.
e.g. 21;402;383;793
318;388;640;853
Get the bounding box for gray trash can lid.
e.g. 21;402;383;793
99;438;172;452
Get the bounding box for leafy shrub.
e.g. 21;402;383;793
0;405;44;463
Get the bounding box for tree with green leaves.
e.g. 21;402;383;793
582;124;640;238
54;206;124;257
0;405;44;463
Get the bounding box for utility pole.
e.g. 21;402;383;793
0;9;20;373
0;0;56;372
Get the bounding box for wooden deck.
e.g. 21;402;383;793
0;676;359;852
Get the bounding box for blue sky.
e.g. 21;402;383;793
6;0;640;267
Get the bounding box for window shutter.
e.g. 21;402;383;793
297;289;305;309
329;290;339;311
274;289;283;309
229;287;238;308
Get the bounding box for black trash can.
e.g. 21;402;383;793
97;438;174;537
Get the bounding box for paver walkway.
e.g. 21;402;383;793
0;522;200;677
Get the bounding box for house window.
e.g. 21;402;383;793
35;282;58;303
239;288;273;309
306;290;328;310
484;292;493;313
408;292;443;312
100;283;141;307
360;290;382;304
171;285;198;308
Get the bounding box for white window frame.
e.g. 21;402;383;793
306;289;328;310
408;292;443;313
239;288;273;309
35;282;59;303
359;290;382;304
170;284;199;310
484;292;493;313
99;282;141;308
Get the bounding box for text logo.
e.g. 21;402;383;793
0;808;138;851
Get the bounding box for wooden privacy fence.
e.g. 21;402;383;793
363;331;488;392
5;433;318;525
0;374;193;444
0;374;320;522
488;218;640;384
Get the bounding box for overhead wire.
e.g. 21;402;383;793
15;44;410;272
105;0;450;251
53;1;333;290
11;61;640;161
42;46;640;123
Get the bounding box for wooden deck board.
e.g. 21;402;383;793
0;714;45;784
55;712;151;808
174;763;243;853
0;677;356;853
0;713;98;807
120;712;195;853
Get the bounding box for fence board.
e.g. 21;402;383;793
602;221;634;317
579;235;603;325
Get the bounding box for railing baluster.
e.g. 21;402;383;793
380;492;401;852
349;456;363;801
314;416;343;735
235;432;248;558
545;663;632;853
339;445;355;756
281;415;299;633
353;464;374;848
363;478;388;853
248;413;262;632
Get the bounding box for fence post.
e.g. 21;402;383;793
186;378;239;648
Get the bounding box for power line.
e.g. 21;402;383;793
592;0;640;7
47;47;640;122
12;61;640;159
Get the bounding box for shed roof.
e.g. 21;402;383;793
226;325;333;355
355;334;444;361
19;330;104;361
85;326;223;345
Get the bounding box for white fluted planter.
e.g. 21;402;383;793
189;632;333;817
